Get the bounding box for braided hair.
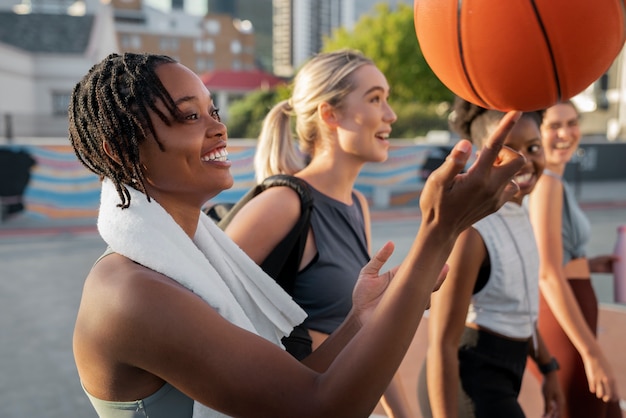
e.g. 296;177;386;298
68;52;179;208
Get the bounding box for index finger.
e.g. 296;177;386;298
476;110;522;167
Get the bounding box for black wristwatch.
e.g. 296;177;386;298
539;357;560;375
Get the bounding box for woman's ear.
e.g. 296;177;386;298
102;140;122;165
318;102;339;129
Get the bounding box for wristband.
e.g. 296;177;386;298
539;357;560;375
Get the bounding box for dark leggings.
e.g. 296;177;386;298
530;278;622;418
418;327;529;418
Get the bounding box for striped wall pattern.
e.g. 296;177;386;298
1;142;444;220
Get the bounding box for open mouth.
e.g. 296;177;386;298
514;172;532;184
555;141;572;150
201;147;228;162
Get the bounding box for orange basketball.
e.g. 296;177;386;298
414;0;626;111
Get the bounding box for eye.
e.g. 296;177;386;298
185;113;198;121
528;143;541;154
210;107;221;122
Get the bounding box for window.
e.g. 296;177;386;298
196;57;215;73
230;40;241;55
159;37;179;51
204;19;220;35
195;38;215;54
120;34;141;49
52;92;71;116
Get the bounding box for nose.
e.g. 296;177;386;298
384;102;397;124
208;118;227;140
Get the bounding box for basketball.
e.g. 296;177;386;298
414;0;626;111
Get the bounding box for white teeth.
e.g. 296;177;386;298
201;148;228;162
555;142;571;149
515;173;532;183
377;133;389;140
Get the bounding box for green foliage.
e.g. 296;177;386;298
323;3;453;104
390;101;450;139
226;2;454;139
226;85;290;138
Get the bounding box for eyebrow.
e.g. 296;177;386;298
173;96;196;106
362;86;387;97
173;95;214;107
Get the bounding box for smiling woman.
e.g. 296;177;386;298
67;52;526;418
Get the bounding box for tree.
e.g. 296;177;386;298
226;86;290;138
323;3;453;104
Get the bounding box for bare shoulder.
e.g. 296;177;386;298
352;189;370;210
73;252;310;413
73;254;213;393
225;185;303;263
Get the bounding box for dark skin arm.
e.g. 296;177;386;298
426;227;486;418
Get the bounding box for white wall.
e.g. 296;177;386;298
0;43;36;114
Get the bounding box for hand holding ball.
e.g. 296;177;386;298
414;0;626;111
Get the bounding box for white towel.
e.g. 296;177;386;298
97;179;307;418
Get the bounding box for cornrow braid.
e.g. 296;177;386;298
68;52;179;208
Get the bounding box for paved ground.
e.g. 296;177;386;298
0;180;624;417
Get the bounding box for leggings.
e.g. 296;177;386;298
418;327;530;418
531;278;622;418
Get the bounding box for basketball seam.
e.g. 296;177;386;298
529;0;562;103
456;0;488;107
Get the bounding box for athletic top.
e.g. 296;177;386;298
293;185;369;334
467;202;539;339
541;169;591;264
83;382;193;418
561;178;591;264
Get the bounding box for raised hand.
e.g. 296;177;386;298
419;111;525;236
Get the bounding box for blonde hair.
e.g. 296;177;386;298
254;49;375;182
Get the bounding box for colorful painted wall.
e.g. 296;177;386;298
3;140;623;220
0;142;436;220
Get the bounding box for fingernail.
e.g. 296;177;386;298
457;140;472;154
511;111;522;121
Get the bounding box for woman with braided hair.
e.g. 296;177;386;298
70;52;525;418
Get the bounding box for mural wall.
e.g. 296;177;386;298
1;140;623;221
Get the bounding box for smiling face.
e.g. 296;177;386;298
540;102;581;168
138;62;232;207
503;115;545;204
330;64;397;163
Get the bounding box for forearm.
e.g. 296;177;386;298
539;272;602;358
380;372;413;418
301;312;361;372
317;224;457;416
427;348;460;418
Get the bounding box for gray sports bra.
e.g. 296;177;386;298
82;382;193;418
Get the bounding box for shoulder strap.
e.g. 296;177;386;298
218;174;313;294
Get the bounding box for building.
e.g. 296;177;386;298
206;0;273;71
111;0;256;74
201;68;285;121
0;0;263;138
272;0;411;77
0;2;118;138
